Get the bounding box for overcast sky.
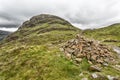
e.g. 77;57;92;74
0;0;120;31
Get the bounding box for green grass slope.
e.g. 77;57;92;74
0;14;83;80
0;14;120;80
83;23;120;46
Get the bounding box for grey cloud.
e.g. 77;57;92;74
0;0;120;29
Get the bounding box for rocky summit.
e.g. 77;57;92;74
63;34;115;65
20;14;72;28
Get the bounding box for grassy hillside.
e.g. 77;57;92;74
83;23;120;46
0;14;120;80
0;14;83;80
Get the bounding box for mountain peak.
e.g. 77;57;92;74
5;14;80;44
20;14;72;29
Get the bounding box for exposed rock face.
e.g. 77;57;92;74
63;34;115;64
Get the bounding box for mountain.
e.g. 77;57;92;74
83;23;120;46
0;14;119;80
4;14;80;45
0;14;81;80
0;30;11;41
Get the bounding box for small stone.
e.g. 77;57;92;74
114;65;120;71
71;45;76;49
88;60;92;64
89;65;101;72
75;58;82;63
64;51;71;59
91;73;108;79
66;48;75;53
75;39;79;44
104;58;110;62
86;55;91;60
68;39;74;43
100;50;104;54
79;73;83;77
81;78;88;80
91;55;97;61
76;53;84;58
103;62;108;66
107;75;119;80
91;73;98;78
59;48;64;52
97;59;104;64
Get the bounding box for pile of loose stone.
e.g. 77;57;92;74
62;34;115;65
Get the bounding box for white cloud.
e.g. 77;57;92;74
0;27;18;32
0;0;120;29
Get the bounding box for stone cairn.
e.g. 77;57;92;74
62;34;114;64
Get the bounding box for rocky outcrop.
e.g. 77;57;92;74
62;34;115;64
19;14;72;29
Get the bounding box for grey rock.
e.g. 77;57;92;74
107;75;119;80
81;78;88;80
91;73;108;79
75;58;82;63
89;65;101;72
91;73;98;78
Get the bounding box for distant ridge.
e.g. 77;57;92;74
0;30;10;41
